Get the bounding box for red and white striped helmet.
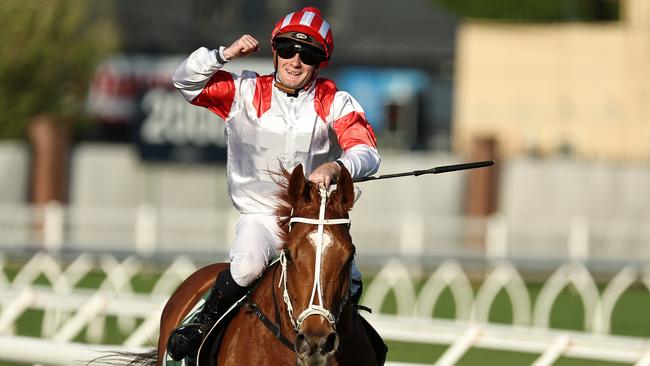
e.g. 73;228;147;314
271;7;334;67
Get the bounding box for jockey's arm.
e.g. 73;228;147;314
172;46;229;103
172;35;259;105
308;145;380;188
308;89;380;187
309;88;381;187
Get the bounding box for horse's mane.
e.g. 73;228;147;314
271;165;293;237
270;164;337;251
270;165;358;315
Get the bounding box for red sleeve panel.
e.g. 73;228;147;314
190;70;236;120
314;78;337;122
253;75;274;118
332;111;378;150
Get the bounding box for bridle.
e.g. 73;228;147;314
280;186;351;331
242;186;352;350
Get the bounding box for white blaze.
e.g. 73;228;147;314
308;231;333;250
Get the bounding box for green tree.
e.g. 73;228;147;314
0;0;120;139
433;0;619;22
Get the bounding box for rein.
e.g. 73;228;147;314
243;263;295;350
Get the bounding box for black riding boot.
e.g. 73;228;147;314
167;269;248;361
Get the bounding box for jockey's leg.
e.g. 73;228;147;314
167;214;280;361
350;258;363;304
167;268;248;361
228;214;280;287
199;268;248;324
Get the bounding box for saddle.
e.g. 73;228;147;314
195;312;231;366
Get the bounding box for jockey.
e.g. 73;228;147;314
168;7;380;361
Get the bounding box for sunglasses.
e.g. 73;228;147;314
275;41;325;66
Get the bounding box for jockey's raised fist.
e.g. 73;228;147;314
223;35;260;60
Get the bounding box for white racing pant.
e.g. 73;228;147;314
229;213;362;295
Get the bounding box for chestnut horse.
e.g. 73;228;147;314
151;165;383;366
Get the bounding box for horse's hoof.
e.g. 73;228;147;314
167;324;204;361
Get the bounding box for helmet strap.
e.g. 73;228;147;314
274;79;300;97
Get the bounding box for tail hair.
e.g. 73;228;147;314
86;350;157;366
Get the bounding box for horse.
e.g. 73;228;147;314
130;164;384;365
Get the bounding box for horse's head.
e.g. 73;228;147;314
276;164;356;365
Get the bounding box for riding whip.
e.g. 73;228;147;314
351;160;494;183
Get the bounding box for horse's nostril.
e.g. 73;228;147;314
295;332;310;357
319;332;339;355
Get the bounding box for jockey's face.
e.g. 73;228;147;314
275;42;320;90
276;53;316;89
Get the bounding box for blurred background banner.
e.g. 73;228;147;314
88;55;230;163
2;0;650;365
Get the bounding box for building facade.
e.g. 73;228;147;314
453;0;650;161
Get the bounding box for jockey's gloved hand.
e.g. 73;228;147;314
308;161;342;189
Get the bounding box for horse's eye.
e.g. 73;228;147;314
284;251;293;262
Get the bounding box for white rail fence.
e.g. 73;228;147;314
0;335;149;366
1;252;649;365
3;203;650;263
1;316;650;366
363;259;650;334
370;316;650;366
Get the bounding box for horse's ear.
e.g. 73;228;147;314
288;164;309;206
333;165;355;211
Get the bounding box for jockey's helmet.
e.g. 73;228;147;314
270;7;333;68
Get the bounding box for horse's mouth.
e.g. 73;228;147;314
295;331;339;366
